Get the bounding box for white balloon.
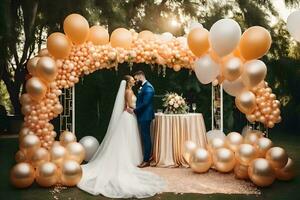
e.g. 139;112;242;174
222;77;245;97
209;19;241;57
206;130;226;142
188;20;203;31
287;10;300;42
79;136;99;162
194;54;220;84
160;32;173;42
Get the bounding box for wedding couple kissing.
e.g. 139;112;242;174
77;71;166;198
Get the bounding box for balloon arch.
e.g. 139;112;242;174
13;13;285;188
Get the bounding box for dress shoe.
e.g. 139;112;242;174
138;161;150;168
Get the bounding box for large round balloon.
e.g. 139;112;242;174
209;19;241;57
187;28;210;57
206;130;226;142
61;160;82;186
110;28;133;49
138;30;155;41
194;54;220;84
236;144;257;166
10;162;35;188
79;136;100;162
160;32;173;42
66;142;85;164
248;158;275;187
36;57;58;83
222;56;243;81
59;131;77;146
222;77;245;97
287;10;300;42
235;90;256;114
213;147;236;173
31;147;50;168
226;132;243;152
190;148;212;173
188;21;203;31
20;134;41;159
47;32;71;59
266;147;288;169
36;162;58;187
239;26;272;60
87;25;109;45
275;157;295;181
63;13;89;44
254;137;273;157
27;57;40;76
241;60;267;89
25;77;47;101
50;144;67;168
234;163;249;179
183;140;197;164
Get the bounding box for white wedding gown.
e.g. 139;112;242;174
77;80;165;198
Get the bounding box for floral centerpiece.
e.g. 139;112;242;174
162;92;189;114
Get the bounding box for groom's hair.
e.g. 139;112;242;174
133;70;145;77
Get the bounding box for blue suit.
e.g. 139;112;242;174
134;81;155;162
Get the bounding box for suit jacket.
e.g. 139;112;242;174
134;81;155;122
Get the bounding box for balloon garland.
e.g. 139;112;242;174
12;13;285;188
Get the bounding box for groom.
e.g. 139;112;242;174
130;70;155;168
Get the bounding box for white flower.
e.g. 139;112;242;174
174;103;179;108
175;96;180;101
169;100;174;105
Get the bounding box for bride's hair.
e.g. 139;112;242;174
123;75;132;87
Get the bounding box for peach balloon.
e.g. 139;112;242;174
47;32;71;59
87;25;109;45
187;28;210;57
36;57;58;83
36;162;58;187
226;132;243;152
60;160;82;186
138;30;155;41
15;150;27;163
241;60;267;88
239;26;272;60
244;130;263;145
59;131;77;146
50;144;67;167
27;57;40;76
10;162;35;188
275;158;295;181
66;142;86;164
38;48;49;57
235;90;256;114
266;147;288;169
255;137;273;157
213;147;236;173
190;148;212;173
31;147;50;168
248;158;275;187
26;77;47;101
236;144;257;166
20;134;41;159
222;56;243;81
20;94;32;105
63;14;89;44
110;28;133;49
234;163;249;179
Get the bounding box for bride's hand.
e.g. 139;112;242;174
126;107;134;114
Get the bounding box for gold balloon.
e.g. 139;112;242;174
66;142;85;164
248;158;275;187
222;56;243;81
19;127;31;140
50;144;67;167
190;148;212;173
20;134;41;159
183;140;197;164
21;104;32;115
266;147;288;169
235;91;256;114
36;162;58;187
87;25;109;45
236;144;257;166
241;60;267;88
31;147;50;168
47;32;71;59
110;28;133;49
63;13;89;44
53;104;63;115
234;163;249;179
254;137;273;157
26;77;47;102
275;158;295;181
15;150;27;163
226;132;243;152
209;138;227;152
213;148;236;173
36;57;58;83
187;28;210;57
59;131;77;146
20;94;32;105
138;30;155;40
60;160;82;186
38;48;49;57
10;162;35;188
244;130;263;145
239;26;272;60
27;57;40;76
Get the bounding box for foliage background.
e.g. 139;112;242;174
0;0;299;140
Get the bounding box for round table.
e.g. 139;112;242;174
151;113;208;168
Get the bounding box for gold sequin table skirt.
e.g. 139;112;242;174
151;113;207;168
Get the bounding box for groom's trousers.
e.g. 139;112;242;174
139;120;152;162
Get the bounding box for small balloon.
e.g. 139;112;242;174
15;150;27;163
36;56;58;83
222;77;246;97
234;163;249;179
26;77;47;101
244;130;263;145
27;57;40;76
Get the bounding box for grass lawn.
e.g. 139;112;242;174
0;130;299;200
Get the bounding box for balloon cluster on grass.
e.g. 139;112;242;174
184;130;295;187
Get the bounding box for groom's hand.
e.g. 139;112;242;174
126;108;134;114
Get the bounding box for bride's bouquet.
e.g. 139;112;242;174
162;92;189;114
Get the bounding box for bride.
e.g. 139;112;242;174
77;75;165;198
